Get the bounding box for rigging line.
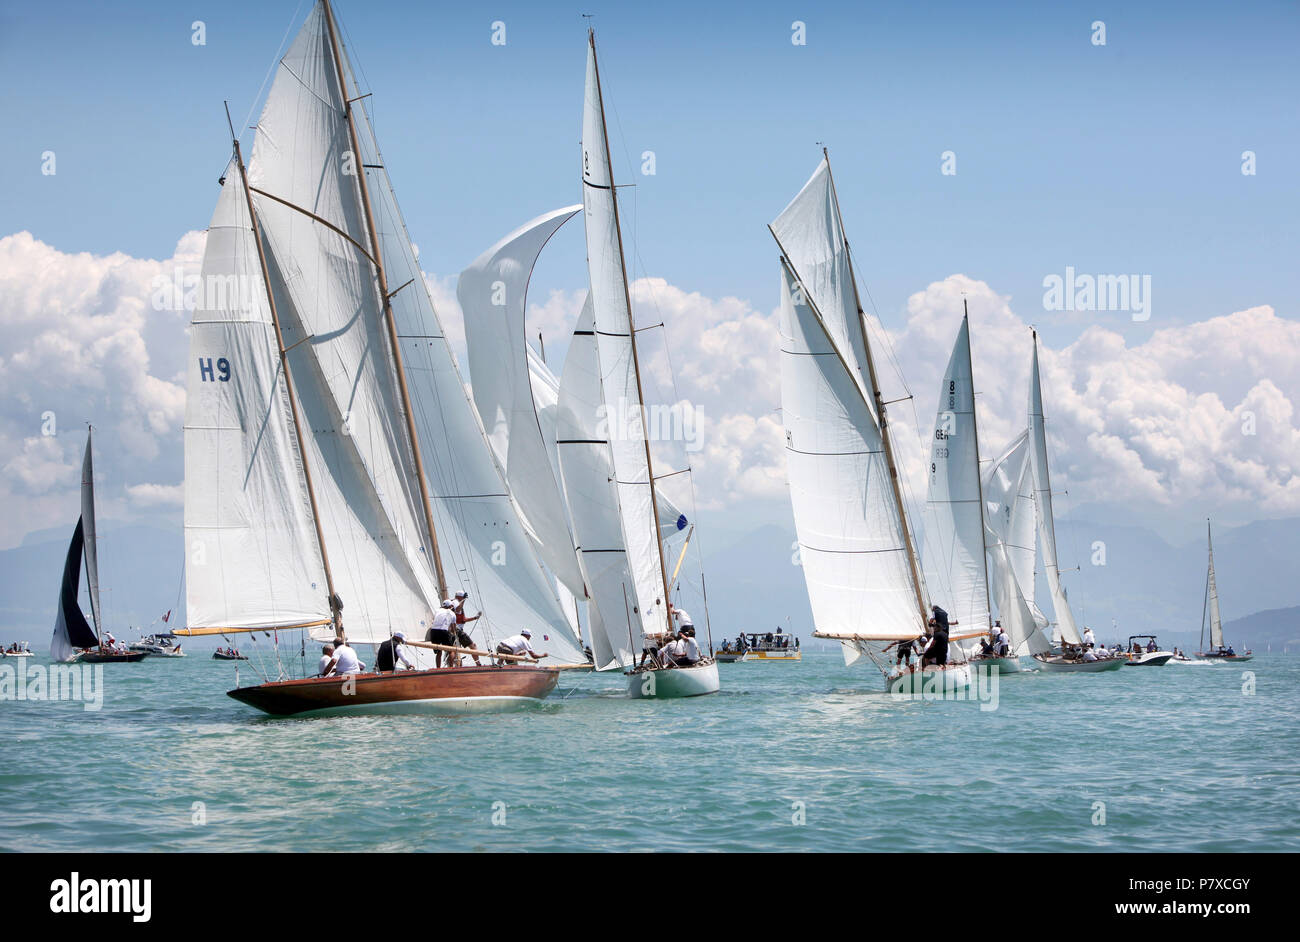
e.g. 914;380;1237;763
227;0;305;179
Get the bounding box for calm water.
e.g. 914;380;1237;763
1;650;1296;852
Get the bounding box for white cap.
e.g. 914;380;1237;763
521;629;533;638
392;630;406;640
455;590;468;599
441;599;454;609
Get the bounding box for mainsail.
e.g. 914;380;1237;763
581;31;672;642
556;297;641;669
920;313;991;634
80;429;102;636
1205;520;1224;650
1027;331;1082;644
771;158;927;643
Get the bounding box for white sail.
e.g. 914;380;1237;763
247;3;440;642
331;35;583;663
532;340;690;548
80;429;102;635
183;166;332;632
984;430;1048;630
460;206;588;598
920;316;990;633
556;297;638;670
581;35;670;642
1028;334;1082;644
1206;522;1224;649
776;257;920;640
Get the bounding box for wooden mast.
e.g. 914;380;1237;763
589;28;674;634
322;0;448;600
823;150;929;628
964;300;995;628
228;118;340;633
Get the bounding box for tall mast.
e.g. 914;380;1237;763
589;28;674;632
823;150;928;627
323;0;448;600
965;301;994;627
228;121;340;632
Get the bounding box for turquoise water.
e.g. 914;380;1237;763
1;651;1296;852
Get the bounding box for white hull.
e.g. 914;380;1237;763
887;662;973;694
626;661;720;699
971;655;1022;674
1033;654;1125;673
2;652;34;658
1123;650;1174;666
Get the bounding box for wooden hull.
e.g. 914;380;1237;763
1032;654;1125;672
227;665;560;717
79;650;149;663
626;661;720;698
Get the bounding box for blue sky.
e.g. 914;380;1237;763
3;0;1296;353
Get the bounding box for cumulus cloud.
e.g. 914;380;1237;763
2;229;1295;551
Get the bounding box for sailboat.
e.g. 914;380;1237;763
50;428;149;664
1195;520;1252;661
922;305;1021;674
579;30;718;698
458;208;691;673
1020;331;1122;673
771;153;973;694
982;429;1052;668
174;1;586;715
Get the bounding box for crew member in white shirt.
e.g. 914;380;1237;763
1082;625;1096;647
495;628;547;662
679;628;702;665
427;600;458;668
318;644;336;677
995;623;1011;657
331;637;364;674
658;632;688;667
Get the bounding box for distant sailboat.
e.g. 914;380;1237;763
771;153;973;693
50;428;148;663
581;30;718;698
1195;520;1253;661
1020;332;1121;672
175;0;585;715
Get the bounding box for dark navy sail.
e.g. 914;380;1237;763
50;517;100;659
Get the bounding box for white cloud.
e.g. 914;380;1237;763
2;230;1295;550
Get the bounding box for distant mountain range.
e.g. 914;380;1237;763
3;515;1298;653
